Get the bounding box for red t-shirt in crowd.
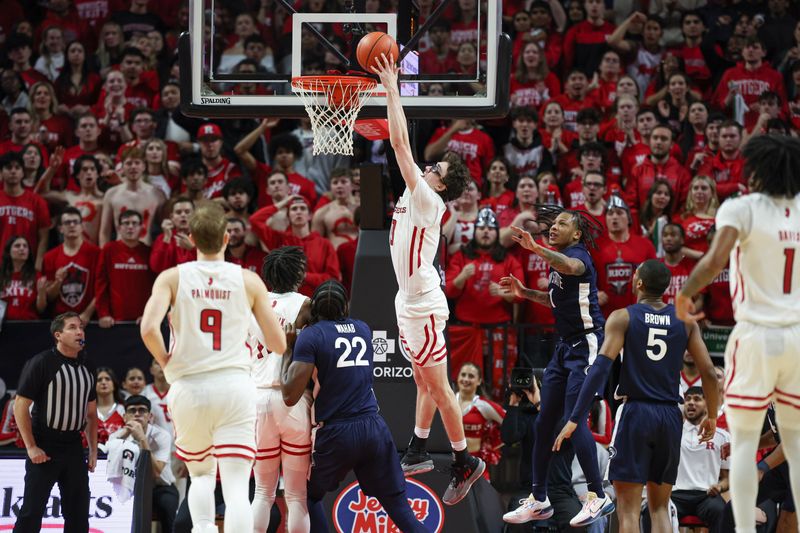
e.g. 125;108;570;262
225;245;267;273
713;62;787;129
660;255;696;305
444;249;524;324
0;272;44;320
427;127;495;186
592;233;657;316
95;240;154;321
38;115;74;153
677;214;715;255
203;157;242;199
515;243;555;327
695;152;746;200
43;240;101;316
149;234;197;274
625;156;691;215
252;162;318;208
548;94;597;132
587;78;619;115
337;238;358;296
480;190;515;219
419;49;460;74
705;266;735;326
250;207;341;296
509;73;561;111
0;189;50;254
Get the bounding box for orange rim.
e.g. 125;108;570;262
291;75;377;93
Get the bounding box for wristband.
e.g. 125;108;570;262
757;460;770;473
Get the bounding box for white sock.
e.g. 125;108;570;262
414;426;430;439
727;408;765;533
187;472;217;532
251;459;279;533
219;458;255;533
450;439;467;452
283;467;310;533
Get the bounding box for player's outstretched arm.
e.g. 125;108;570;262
244;270;287;355
687;320;719;442
140;269;178;369
677;226;739;321
553;308;629;451
510;226;586;276
372;54;422;192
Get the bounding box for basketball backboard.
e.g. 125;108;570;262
179;0;511;119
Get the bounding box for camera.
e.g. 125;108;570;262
509;367;544;392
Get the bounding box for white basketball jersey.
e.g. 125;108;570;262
250;291;307;387
716;193;800;326
390;174;446;295
166;261;251;383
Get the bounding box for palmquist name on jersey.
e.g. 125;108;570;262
190;288;232;300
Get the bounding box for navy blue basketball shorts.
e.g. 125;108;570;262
608;401;682;485
308;413;406;499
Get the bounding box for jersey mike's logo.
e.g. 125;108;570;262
332;478;444;533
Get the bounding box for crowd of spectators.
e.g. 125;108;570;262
0;0;798;529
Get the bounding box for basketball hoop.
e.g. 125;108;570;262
291;75;378;156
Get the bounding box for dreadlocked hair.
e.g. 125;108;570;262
742;134;800;198
262;246;307;294
310;280;348;324
534;204;604;249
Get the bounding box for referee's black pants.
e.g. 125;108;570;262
13;437;89;533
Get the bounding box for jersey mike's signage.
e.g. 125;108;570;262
0;457;135;531
332;478;444;533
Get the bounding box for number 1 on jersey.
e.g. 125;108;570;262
200;309;222;351
784;248;796;294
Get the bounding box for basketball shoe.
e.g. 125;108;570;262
442;455;485;505
400;438;434;476
502;494;554;523
569;491;615;527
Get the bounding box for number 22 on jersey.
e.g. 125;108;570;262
336;336;368;367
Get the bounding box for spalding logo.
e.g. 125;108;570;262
332;478;444;533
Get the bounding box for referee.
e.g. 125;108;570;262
13;312;98;533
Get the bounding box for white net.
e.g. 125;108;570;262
291;76;377;156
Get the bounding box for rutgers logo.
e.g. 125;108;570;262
333;478;444;533
61;262;90;307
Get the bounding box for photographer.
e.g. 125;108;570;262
109;395;178;532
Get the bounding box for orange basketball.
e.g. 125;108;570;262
356;32;399;72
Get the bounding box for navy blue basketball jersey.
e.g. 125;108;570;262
618;303;687;403
549;243;605;338
292;318;379;423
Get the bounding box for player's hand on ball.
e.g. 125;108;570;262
698;417;716;443
510;226;541;252
500;274;527;298
553;421;577;452
371;53;399;88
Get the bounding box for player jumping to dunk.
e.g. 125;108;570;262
372;54;484;504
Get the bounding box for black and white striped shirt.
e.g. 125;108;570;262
17;348;96;433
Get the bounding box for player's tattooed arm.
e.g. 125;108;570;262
500;274;552;308
509;226;585;276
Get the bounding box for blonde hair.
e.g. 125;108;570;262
28;81;59;118
683;175;719;217
189;204;228;254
